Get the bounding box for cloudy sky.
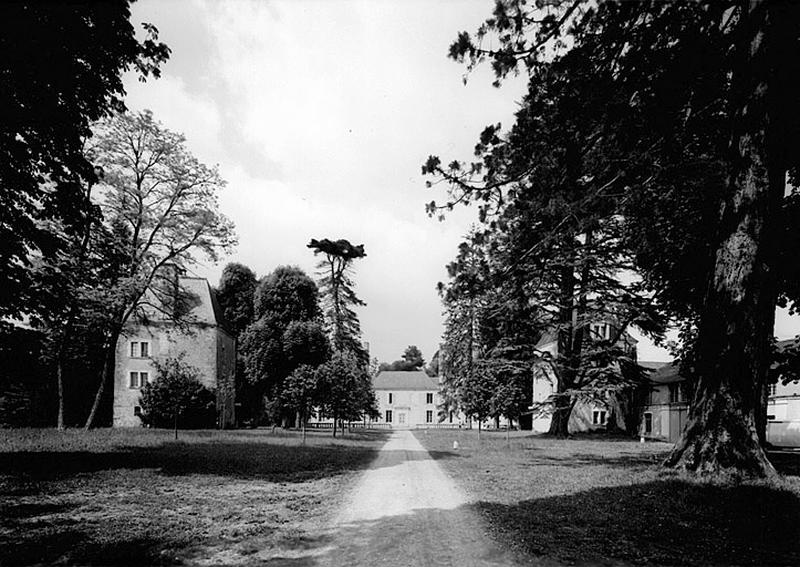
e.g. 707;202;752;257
121;0;799;364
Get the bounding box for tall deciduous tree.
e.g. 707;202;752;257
0;2;169;322
83;110;235;428
240;266;328;424
307;238;368;361
316;351;379;437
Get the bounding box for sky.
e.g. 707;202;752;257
121;0;799;365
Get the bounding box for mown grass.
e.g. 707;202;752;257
0;427;387;565
415;429;800;566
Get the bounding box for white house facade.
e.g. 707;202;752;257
372;370;441;429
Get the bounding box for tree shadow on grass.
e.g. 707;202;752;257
471;479;800;566
768;450;800;476
0;435;463;485
2;529;185;566
0;441;382;483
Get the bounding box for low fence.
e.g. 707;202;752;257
304;422;393;430
414;423;461;430
347;422;393;430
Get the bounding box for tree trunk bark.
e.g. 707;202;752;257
666;0;796;477
332;412;337;438
547;392;572;437
56;359;66;430
84;330;119;430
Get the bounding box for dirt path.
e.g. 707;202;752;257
317;430;520;566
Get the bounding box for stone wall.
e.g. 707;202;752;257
113;324;219;427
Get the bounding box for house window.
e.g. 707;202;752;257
769;383;778;396
590;323;609;340
129;341;150;358
385;410;393;423
592;410;607;426
129;371;149;389
388;393;393;404
644;412;653;434
134;406;142;417
426;393;434;404
426;410;433;423
669;383;682;403
449;411;454;423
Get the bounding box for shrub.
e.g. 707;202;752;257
139;357;216;429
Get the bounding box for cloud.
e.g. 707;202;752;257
121;0;533;363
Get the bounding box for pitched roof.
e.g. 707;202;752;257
649;362;683;384
639;360;671;370
373;370;439;391
179;277;219;325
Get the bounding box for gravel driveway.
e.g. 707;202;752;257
317;429;520;566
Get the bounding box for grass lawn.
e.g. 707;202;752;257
414;429;800;566
0;427;387;565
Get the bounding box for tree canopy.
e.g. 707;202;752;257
430;0;800;476
217;263;257;338
0;2;169;322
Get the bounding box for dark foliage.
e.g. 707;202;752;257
0;1;169;321
139;358;216;429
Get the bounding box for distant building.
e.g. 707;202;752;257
112;275;236;428
372;370;441;429
639;350;800;447
639;362;688;443
530;322;639;433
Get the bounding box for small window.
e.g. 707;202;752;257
669;383;682;403
592;410;607;426
129;341;150;358
644;412;653;434
769;383;778;396
426;393;434;404
140;371;149;386
388;393;393;404
385;410;393;423
426;410;433;423
129;371;139;388
134;406;142;417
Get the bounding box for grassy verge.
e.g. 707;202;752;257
415;429;800;566
0;427;387;565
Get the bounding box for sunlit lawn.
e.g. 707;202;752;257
415;429;800;566
0;427;387;566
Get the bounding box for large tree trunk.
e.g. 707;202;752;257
56;358;66;430
547;393;572;437
666;0;796;476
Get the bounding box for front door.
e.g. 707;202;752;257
398;412;406;426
